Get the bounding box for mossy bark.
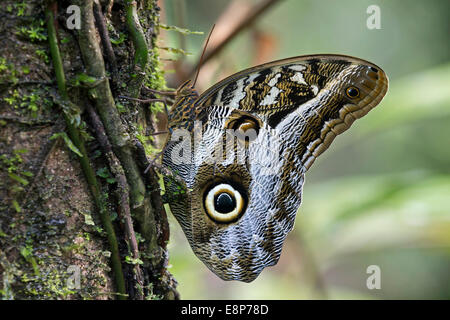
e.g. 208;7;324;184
0;0;177;300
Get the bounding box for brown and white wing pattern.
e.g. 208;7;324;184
163;54;388;282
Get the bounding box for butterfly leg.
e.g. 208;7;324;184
142;86;177;97
118;96;170;119
135;140;185;185
143;150;164;174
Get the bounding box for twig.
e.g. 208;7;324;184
46;1;126;299
0;80;53;88
86;104;144;300
125;0;149;97
105;0;114;19
0;115;56;126
186;0;283;80
93;0;119;83
75;0;146;209
118;96;170;116
134;142;170;248
18;117;65;209
126;0;148;69
142;85;177;96
75;0;175;298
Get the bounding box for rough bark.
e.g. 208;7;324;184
0;0;177;300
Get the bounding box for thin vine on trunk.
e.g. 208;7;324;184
0;0;178;300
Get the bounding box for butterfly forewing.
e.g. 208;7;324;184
163;54;388;282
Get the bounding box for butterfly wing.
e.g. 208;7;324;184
163;54;388;282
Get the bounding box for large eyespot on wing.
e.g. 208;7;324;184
204;183;247;223
223;109;264;147
171;120;301;283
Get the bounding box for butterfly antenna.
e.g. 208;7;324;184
191;24;216;89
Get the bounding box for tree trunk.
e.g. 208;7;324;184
0;0;178;300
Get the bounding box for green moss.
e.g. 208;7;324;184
96;167;116;184
0;149;32;212
0;57;8;72
3;86;53;118
19;91;41;118
0;219;118;300
35;49;49;64
110;33;126;45
20;244;40;276
0;59;19;84
16;18;47;42
136;124;160;156
15;1;28;17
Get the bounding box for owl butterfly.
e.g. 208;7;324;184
161;54;388;282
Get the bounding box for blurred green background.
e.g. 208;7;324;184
160;0;450;299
